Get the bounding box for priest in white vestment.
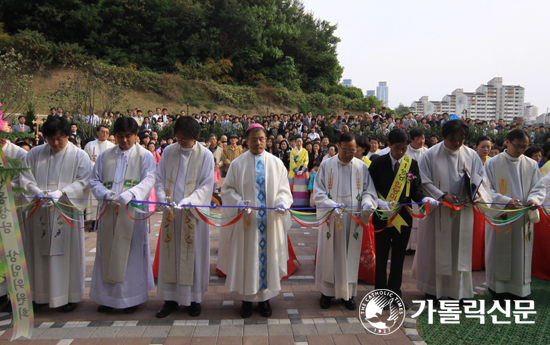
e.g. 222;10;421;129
0;140;28;311
485;129;545;300
220;123;293;318
415;120;491;301
405;128;428;254
155;116;214;318
314;132;377;310
89;117;156;313
84;125;115;222
20;117;92;312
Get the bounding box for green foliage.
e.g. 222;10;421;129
0;0;344;93
203;103;217;110
322;125;337;145
0;23;11;51
157;123;174;140
10;29;53;69
0;130;33;189
24;103;36;128
394;103;411;117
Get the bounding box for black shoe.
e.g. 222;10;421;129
320;294;332;309
0;295;10;312
156;301;178;318
405;249;416;256
124;306;138;314
97;305;113;313
258;300;272;317
188;302;201;317
61;303;77;312
0;295;8;305
240;301;253;318
32;301;47;311
344;297;356;311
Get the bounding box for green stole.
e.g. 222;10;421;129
161;143;205;285
100;144;146;283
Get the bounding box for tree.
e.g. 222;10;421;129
0;0;345;93
0;49;35;122
394;103;411;117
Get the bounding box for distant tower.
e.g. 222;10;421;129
366;90;375;96
343;79;352;87
376;81;388;105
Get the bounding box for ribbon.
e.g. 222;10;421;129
0;148;33;340
125;203;159;221
18;200;41;225
195;208;245;227
291;210;333;228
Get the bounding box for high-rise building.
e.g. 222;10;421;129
376;82;388;105
366;90;375;96
343;79;352;87
524;103;538;123
410;77;531;122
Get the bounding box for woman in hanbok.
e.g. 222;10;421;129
289;137;309;207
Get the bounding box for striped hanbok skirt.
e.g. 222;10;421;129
289;171;310;208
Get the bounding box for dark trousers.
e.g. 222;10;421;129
374;224;411;297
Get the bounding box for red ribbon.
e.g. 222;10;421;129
19;199;41;225
474;205;512;234
126;204;159;221
348;212;371;229
57;203;109;229
440;201;468;210
406;202;430;219
195;208;245;227
371;206;403;232
291;211;333;228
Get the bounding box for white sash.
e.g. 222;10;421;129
35;144;79;256
433;144;474;276
100;144;146;283
319;158;365;290
161;143;205;285
492;154;534;284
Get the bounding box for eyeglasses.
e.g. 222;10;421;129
340;149;356;154
509;142;529;150
221;141;227;143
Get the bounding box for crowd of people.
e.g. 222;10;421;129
2;105;550;322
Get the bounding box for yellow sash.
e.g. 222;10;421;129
362;156;371;167
378;155;412;232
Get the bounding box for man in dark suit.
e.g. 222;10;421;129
278;114;289;133
369;129;438;306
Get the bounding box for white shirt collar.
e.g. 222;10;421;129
117;144;135;157
389;153;402;166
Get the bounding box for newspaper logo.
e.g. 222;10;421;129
359;289;406;335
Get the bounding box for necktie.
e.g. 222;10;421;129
394;161;400;175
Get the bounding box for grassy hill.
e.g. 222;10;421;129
28;65;381;118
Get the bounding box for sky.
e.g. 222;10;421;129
300;0;550;114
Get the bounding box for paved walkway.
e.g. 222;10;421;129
0;212;487;345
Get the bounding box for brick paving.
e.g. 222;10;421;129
0;212;487;345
